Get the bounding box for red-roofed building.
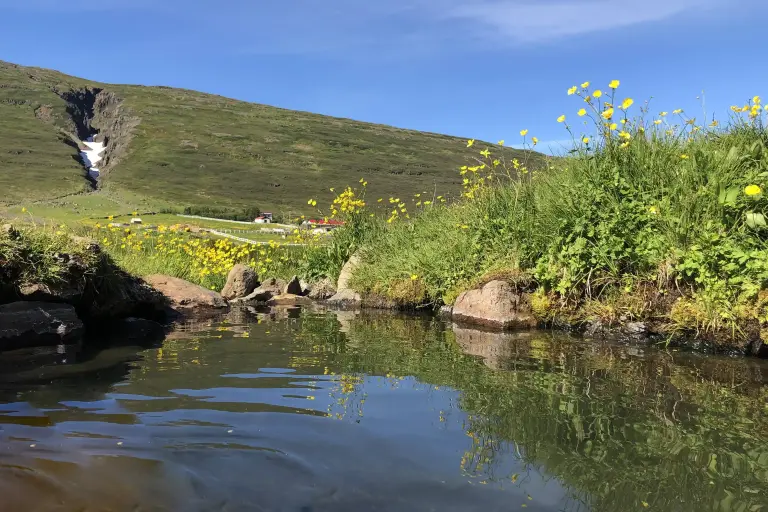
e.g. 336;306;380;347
303;219;345;231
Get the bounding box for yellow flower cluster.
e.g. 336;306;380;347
93;223;289;289
330;186;366;217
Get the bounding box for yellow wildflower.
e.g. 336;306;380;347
519;129;528;137
745;184;762;196
680;154;689;160
580;81;590;89
567;86;578;95
654;119;662;125
609;80;620;89
410;274;418;280
593;89;603;98
601;108;614;120
673;109;683;114
582;136;590;144
753;95;761;105
557;115;566;123
620;98;634;110
532;137;539;145
577;108;586;117
467;139;475;147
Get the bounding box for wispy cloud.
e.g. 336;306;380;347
443;0;721;43
10;0;728;55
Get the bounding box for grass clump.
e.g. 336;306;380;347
324;81;768;344
0;223;101;291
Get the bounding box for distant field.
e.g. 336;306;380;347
0;59;545;217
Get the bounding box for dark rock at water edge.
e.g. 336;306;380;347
0;301;83;351
284;276;303;296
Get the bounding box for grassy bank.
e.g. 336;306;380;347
308;82;768;350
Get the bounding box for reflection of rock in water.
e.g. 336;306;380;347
452;325;532;370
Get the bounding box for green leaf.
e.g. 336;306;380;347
719;186;740;206
746;212;766;228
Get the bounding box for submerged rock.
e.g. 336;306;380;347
221;264;259;300
0;301;83;351
144;274;227;312
452;280;536;330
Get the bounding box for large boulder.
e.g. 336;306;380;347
221;264;259;300
308;277;337;300
327;255;362;306
452;280;536;330
0;302;84;351
336;253;361;291
144;275;227;312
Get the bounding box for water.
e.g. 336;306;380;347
0;307;766;511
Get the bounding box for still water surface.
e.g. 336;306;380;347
0;307;767;511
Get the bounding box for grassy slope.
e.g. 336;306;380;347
0;62;91;202
0;60;543;217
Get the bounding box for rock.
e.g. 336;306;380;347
259;277;287;295
749;338;768;358
230;287;275;304
308;277;336;300
622;321;649;337
283;275;302;295
438;305;453;319
144;274;227;311
452;280;536;330
337;253;361;291
326;288;362;307
299;279;311;296
84;274;168;321
221;264;259;300
267;294;312;306
19;282;81;304
0;302;83;351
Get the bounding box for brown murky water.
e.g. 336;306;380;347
0;307;766;511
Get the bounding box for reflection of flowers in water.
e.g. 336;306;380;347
460;415;523;486
325;371;367;421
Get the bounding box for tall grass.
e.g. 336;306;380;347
342;84;768;336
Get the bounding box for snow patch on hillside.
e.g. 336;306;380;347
81;136;105;180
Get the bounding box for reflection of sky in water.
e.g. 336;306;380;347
0;310;765;511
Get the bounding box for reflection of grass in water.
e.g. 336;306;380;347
293;311;768;512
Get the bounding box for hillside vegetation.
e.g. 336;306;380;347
0;60;542;216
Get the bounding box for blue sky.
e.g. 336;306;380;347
2;0;767;153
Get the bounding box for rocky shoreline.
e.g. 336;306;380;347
2;241;767;361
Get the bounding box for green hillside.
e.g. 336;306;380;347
0;60;543;217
